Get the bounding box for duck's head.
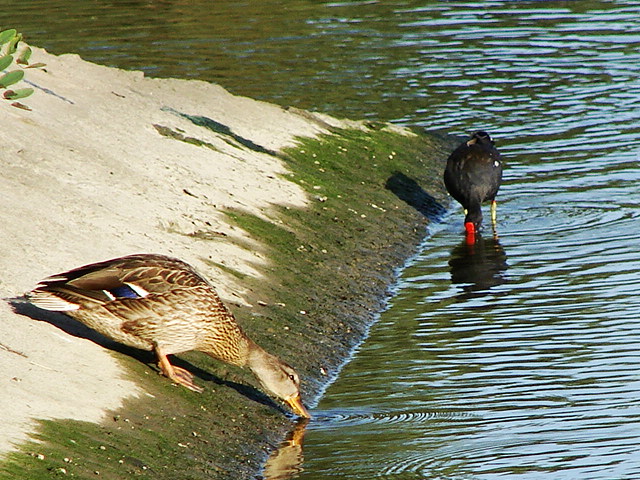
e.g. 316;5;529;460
248;347;311;418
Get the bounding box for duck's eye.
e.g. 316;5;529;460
288;374;296;382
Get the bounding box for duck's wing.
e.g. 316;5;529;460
28;254;209;311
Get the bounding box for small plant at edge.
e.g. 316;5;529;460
0;28;45;109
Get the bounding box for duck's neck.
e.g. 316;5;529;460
201;325;252;367
245;340;278;374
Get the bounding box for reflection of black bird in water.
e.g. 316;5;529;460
449;234;508;297
444;131;503;238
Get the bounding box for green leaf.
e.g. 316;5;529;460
0;29;17;45
0;54;12;71
0;69;24;88
16;46;31;65
8;33;22;54
3;87;34;100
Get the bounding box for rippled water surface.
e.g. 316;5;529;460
7;1;640;478
294;3;640;478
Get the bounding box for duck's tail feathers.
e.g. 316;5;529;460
26;289;81;311
26;284;114;312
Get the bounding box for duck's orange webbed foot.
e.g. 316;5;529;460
155;346;204;393
169;365;204;393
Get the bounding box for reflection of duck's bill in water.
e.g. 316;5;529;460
262;417;309;480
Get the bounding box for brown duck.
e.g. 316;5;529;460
27;253;310;418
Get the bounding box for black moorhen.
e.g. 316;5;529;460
444;131;503;236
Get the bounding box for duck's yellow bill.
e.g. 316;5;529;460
285;394;311;418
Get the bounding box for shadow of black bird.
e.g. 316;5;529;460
385;171;447;221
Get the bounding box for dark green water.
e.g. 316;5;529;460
6;1;640;478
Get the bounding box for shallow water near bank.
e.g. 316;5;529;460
7;1;640;478
299;173;640;478
270;2;640;477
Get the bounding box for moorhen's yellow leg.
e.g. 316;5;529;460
490;200;498;226
155;345;203;393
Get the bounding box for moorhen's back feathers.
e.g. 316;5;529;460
444;131;503;232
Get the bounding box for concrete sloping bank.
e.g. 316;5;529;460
0;47;455;479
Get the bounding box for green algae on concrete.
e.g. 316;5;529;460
226;126;455;393
1;125;455;480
